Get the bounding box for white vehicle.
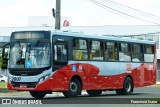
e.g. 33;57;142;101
0;74;7;82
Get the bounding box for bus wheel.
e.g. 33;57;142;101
87;90;102;96
63;78;81;97
29;91;46;99
116;77;133;95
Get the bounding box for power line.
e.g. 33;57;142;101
103;0;160;20
88;0;160;25
86;0;135;20
87;0;160;25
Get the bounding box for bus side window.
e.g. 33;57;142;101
105;42;118;61
90;40;103;60
72;38;88;60
132;44;143;62
144;45;154;62
119;43;131;61
73;50;82;60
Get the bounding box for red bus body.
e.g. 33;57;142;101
7;31;157;93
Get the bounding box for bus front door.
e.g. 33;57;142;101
53;42;68;90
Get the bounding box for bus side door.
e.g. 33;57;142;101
53;42;68;90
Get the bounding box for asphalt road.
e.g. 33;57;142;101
0;86;160;105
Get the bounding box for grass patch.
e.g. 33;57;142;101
0;83;28;93
155;84;160;86
0;82;7;88
0;90;21;93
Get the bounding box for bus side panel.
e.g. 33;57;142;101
51;63;99;91
98;75;123;89
144;63;157;86
131;63;156;88
131;65;141;88
7;63;156;91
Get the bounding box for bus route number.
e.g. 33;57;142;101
12;77;21;82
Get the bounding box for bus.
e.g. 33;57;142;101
2;30;157;99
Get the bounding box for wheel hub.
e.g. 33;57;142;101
126;82;131;92
70;82;77;93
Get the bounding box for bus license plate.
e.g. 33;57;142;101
20;84;27;88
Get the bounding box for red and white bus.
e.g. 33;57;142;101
2;30;157;98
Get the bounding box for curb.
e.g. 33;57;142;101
0;88;17;93
0;88;8;92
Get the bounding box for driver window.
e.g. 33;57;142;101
54;44;67;63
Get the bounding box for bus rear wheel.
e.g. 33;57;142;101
29;91;46;99
116;77;133;95
63;78;81;97
87;90;102;96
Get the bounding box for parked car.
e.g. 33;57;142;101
0;74;8;82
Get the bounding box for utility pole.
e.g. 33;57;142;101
55;0;61;30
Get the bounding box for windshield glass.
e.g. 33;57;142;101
9;41;51;68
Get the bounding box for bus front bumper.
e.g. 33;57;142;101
7;78;55;91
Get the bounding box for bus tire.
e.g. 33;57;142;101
29;91;46;99
63;78;81;97
87;90;102;96
116;77;133;95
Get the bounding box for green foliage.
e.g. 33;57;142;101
0;49;2;56
0;49;2;67
1;59;8;69
0;83;7;88
0;49;8;69
0;57;2;67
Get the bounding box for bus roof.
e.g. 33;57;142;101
52;30;155;45
11;30;155;45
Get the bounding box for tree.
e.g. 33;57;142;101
0;49;8;69
0;49;2;67
1;51;8;69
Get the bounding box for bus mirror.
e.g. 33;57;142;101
1;43;9;69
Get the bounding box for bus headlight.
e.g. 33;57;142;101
45;75;49;80
39;78;44;83
38;74;50;84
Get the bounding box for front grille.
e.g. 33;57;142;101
8;67;51;76
9;71;42;76
11;82;38;88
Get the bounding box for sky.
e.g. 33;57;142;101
0;0;160;27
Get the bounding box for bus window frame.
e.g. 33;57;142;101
72;38;89;61
131;43;144;63
119;42;132;62
143;44;155;63
104;41;119;61
59;35;156;64
53;41;68;65
89;39;104;61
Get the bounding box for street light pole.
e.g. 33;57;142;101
55;0;61;30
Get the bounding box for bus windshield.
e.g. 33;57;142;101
9;40;51;68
